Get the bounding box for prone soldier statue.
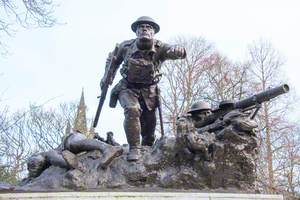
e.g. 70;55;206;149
27;131;123;178
99;16;186;161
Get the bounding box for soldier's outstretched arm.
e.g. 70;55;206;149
160;42;186;60
166;45;186;59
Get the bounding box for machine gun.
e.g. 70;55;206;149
196;84;289;133
93;44;119;128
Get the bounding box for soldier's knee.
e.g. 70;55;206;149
124;106;141;118
69;141;82;153
44;150;58;161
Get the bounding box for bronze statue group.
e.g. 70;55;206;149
26;16;288;180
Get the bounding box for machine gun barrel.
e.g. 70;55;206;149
195;84;289;129
234;84;289;109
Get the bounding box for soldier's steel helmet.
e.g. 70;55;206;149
131;16;160;33
188;101;212;113
107;131;113;136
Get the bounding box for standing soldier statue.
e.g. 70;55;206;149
98;16;186;161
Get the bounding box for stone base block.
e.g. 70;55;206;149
0;192;283;200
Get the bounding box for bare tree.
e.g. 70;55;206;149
1;111;34;181
247;39;297;194
160;36;250;134
202;53;250;105
276;124;300;196
25;102;77;151
0;0;58;54
160;36;214;133
0;164;17;183
0;101;77;181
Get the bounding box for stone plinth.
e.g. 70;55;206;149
0;192;283;200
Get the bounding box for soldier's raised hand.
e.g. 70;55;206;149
167;45;186;58
100;78;105;90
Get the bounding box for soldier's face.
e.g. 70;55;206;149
193;110;212;121
27;154;46;177
136;23;155;40
107;132;113;137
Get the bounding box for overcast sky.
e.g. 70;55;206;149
0;0;299;143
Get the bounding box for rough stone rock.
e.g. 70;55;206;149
16;124;258;192
0;182;14;191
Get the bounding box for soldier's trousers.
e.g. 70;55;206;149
118;89;156;148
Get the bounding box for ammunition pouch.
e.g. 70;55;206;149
126;58;157;84
109;81;127;108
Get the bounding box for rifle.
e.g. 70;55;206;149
93;44;119;128
196;84;289;131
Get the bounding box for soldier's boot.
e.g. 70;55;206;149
126;134;141;161
62;150;85;172
127;146;141;161
99;146;123;169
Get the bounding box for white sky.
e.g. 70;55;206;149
0;0;299;144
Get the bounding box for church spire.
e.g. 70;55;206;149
88;117;95;138
73;89;88;135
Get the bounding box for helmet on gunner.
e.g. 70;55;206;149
131;16;160;33
188;101;212;114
